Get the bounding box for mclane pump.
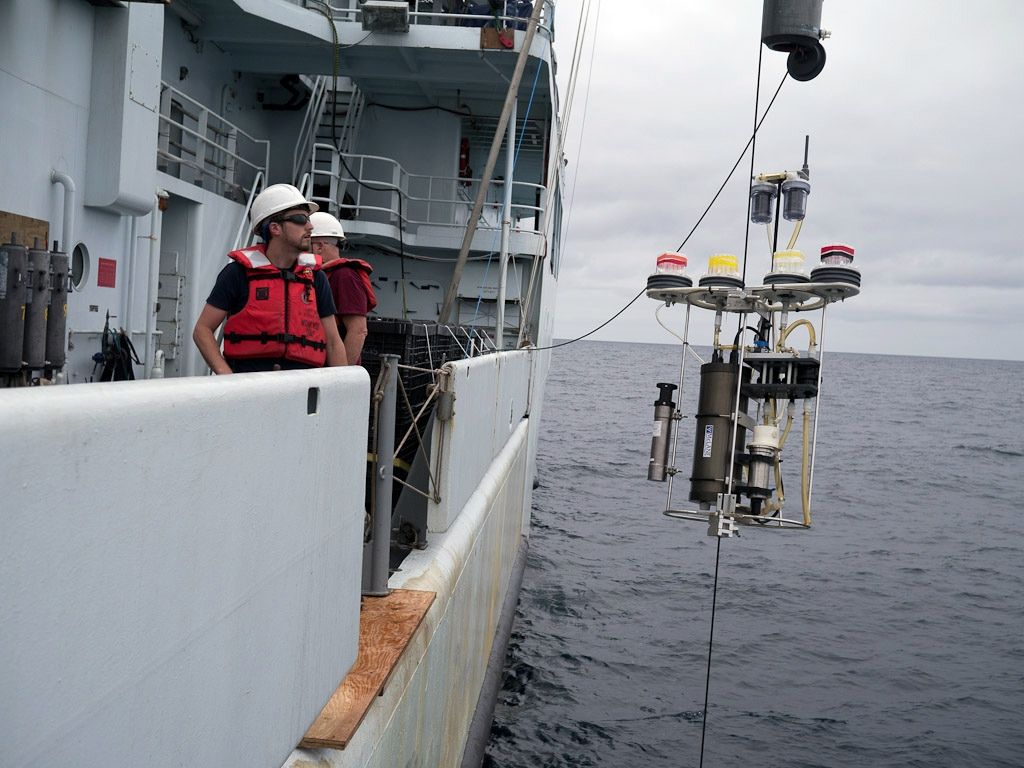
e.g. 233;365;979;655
644;144;860;538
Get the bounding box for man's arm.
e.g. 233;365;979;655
192;304;233;374
322;314;348;366
339;314;368;365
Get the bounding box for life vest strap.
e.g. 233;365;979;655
224;331;326;351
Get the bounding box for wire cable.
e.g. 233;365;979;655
698;25;771;768
527;70;787;354
677;69;787;253
560;0;602;261
740;42;766;283
698;537;723;768
525;285;645;352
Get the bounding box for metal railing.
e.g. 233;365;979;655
230;170;266;252
157;82;270;202
308;144;545;232
316;0;556;39
291;76;329;183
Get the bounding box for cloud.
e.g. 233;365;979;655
547;0;1024;360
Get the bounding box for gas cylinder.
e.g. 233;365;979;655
22;239;51;370
0;235;28;372
45;244;70;368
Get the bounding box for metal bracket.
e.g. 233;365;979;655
708;513;739;538
708;493;739;538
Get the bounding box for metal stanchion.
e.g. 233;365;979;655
365;353;398;597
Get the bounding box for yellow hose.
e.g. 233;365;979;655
786;218;804;250
778;318;817;351
778;408;794;450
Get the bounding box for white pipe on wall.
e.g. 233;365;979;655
124;216;139;337
49;170;76;253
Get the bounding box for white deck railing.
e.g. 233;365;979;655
316;0;556;39
309;144;545;232
157;82;270;201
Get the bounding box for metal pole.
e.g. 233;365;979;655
496;97;517;350
724;309;749;499
806;304;827;507
366;353;399;597
665;303;691;507
438;0;545;323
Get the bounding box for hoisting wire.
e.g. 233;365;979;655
527;286;646;352
699;29;770;768
528;70;787;355
699;536;723;768
677;69;787;253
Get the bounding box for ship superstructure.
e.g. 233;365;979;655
0;2;563;766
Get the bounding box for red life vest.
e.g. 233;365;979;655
321;257;378;313
222;246;327;367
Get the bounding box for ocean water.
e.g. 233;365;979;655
484;340;1024;768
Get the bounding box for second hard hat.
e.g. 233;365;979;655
310;211;346;240
250;184;319;233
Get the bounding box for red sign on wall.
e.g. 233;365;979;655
97;257;117;288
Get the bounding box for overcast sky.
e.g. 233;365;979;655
547;1;1023;361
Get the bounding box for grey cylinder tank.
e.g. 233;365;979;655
46;248;70;368
23;242;51;370
689;362;750;504
0;237;28;372
762;0;823;48
762;0;826;81
647;382;678;482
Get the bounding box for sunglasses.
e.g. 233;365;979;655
273;213;311;226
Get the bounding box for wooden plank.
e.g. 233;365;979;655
300;588;436;750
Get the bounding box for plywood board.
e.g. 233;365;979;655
0;211;49;251
300;588;436;750
480;27;514;49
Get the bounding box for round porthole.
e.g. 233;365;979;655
71;243;90;290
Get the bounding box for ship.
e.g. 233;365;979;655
0;1;564;766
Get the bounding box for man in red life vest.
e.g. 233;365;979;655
309;211;377;365
192;184;347;373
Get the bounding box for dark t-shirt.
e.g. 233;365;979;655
207;261;336;373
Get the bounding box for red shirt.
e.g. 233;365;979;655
328;265;371;316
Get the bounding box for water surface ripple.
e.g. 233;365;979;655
485;342;1024;768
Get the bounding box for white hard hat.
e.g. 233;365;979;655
249;183;319;233
309;211;346;240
